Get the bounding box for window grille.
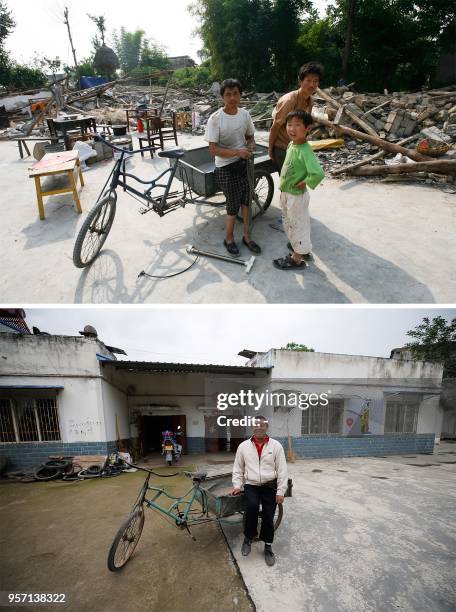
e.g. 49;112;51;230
0;399;16;442
302;400;344;435
0;397;60;442
385;400;418;433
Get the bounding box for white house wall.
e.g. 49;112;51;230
100;379;129;442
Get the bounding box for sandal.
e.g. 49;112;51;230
223;240;239;256
286;242;313;261
242;237;261;254
273;254;306;270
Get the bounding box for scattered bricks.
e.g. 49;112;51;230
401;116;418;136
422;118;436;127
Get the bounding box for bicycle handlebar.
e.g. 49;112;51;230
94;133;158;156
123;460;180;477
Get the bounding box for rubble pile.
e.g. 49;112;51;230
0;72;455;187
310;85;456;185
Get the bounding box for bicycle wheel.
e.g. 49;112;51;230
73;191;117;268
107;506;145;572
252;170;274;218
237;171;274;221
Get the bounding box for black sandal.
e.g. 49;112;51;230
223;240;239;256
242;237;261;254
286;242;313;261
273;254;306;270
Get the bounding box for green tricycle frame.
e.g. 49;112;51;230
107;464;291;572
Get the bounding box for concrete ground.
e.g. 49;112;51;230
0;465;252;612
1;131;455;304
220;442;456;612
1;445;455;611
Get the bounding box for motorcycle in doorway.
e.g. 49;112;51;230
161;426;183;466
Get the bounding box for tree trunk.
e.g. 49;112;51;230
63;7;78;69
341;0;356;80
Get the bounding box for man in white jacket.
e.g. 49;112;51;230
231;416;288;566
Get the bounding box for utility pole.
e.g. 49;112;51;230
63;6;78;69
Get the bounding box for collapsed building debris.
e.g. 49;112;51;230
0;72;455;187
311;85;456;186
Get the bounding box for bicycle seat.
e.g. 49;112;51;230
158;148;186;159
190;471;207;482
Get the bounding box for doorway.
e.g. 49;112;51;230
140;414;187;455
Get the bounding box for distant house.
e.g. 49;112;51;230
0;329;444;471
168;56;196;70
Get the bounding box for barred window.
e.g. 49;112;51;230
385;400;418;433
302;400;344;435
0;397;60;442
0;399;16;442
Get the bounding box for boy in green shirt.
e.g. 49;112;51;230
273;110;325;270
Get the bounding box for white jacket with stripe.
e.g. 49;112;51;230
232;437;288;496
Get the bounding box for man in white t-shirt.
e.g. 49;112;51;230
205;79;261;256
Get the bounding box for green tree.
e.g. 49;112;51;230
192;0;316;90
0;0;14;60
297;15;340;85
281;342;315;351
66;57;96;82
406;316;456;378
326;0;454;90
171;64;214;89
0;0;15;85
113;28;146;73
87;14;107;49
269;0;313;89
139;39;170;70
0;1;46;89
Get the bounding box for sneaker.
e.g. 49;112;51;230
242;538;252;556
264;545;275;566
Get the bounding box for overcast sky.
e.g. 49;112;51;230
20;307;456;365
5;0;331;66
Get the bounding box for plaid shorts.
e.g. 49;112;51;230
215;159;250;216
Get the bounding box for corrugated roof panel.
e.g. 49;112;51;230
102;360;270;375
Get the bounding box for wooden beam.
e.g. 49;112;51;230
332;135;419;176
312;115;431;162
349;159;456;176
316;87;378;136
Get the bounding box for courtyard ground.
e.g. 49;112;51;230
1;132;455;304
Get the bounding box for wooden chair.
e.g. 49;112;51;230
137;112;179;158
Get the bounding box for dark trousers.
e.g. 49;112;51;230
244;483;277;544
273;146;287;173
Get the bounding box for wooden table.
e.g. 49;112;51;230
47;115;97;150
29;151;84;220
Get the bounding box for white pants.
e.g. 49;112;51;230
280;191;312;255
